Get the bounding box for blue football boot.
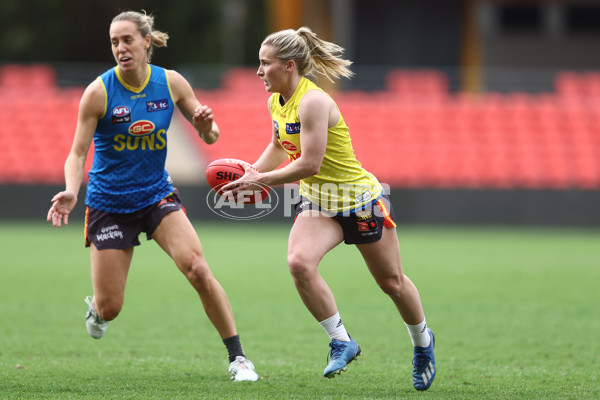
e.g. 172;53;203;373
412;328;436;390
323;336;362;378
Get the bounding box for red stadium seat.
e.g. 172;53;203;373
0;64;57;90
2;65;598;189
385;69;449;98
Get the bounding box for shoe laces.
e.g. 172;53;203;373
412;351;431;371
229;356;254;372
326;341;345;363
84;296;94;309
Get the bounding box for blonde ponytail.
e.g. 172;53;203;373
262;26;353;82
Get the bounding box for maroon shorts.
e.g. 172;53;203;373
294;195;397;245
85;190;184;250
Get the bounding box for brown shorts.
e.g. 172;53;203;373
294;195;397;244
85;190;184;250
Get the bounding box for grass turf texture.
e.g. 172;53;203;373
0;222;598;399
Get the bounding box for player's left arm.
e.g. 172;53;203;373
168;69;219;144
295;89;330;174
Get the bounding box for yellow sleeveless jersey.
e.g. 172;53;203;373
269;77;383;213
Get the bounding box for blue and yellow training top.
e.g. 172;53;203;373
86;64;175;213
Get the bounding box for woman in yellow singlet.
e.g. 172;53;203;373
225;27;436;390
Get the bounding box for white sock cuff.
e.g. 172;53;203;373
319;313;340;326
405;320;430;347
319;312;350;342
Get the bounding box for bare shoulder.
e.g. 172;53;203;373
166;69;186;85
299;89;334;115
83;78;105;100
304;88;332;101
166;69;192;102
79;78;107;117
302;89;334;106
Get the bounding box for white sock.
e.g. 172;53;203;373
406;320;430;347
319;312;351;342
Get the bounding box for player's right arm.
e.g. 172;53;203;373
253;129;288;173
221;99;287;195
47;79;104;227
252;99;287;173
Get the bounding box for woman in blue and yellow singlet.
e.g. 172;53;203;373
226;27;436;390
46;10;258;382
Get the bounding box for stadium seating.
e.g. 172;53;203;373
0;64;598;189
0;64;86;183
0;63;57;90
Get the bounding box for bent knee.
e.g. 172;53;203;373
287;252;318;280
184;256;214;289
376;276;404;297
95;300;122;321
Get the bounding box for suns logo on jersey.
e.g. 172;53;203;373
113;120;166;151
128;120;155;136
281;140;298;152
280;140;301;161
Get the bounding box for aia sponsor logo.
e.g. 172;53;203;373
112;105;131;124
128;120;155;136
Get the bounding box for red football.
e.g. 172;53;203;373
205;158;270;204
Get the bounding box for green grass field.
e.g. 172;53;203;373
1;221;599;399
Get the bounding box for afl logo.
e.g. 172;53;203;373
112;106;130;117
281;140;298;152
129;120;155;136
112;105;131;124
